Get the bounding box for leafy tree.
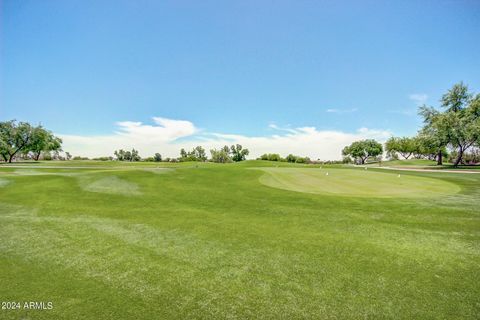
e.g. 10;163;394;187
65;152;72;160
130;149;141;162
295;156;310;164
230;144;249;162
418;84;480;166
114;148;140;161
385;137;417;159
192;146;207;161
154;153;162;162
180;148;188;159
114;149;126;161
342;139;383;164
258;153;283;161
286;154;297;163
0;120;35;163
179;146;207;161
414;133;447;164
210;148;232;163
441;82;472;113
417;107;450;165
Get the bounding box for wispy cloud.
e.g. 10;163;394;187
60;116;392;160
390;93;429;116
409;93;428;106
326;108;358;114
268;123;298;134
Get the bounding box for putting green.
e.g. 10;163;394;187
256;167;460;197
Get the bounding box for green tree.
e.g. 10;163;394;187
28;127;62;161
342;139;383;164
419;83;480;166
384;137;416;159
130;149;141;162
154;153;162;162
441;82;472;113
230;144;249;162
180;148;188;159
286;154;297;163
179;146;207;161
0;120;35;163
210;148;232;163
114;149;126;161
192;146;207;161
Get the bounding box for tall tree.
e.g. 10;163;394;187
419;84;480;166
0;121;34;163
418;106;448;165
210;148;232;163
192;146;207;161
441;82;471;113
230;144;249;162
28;126;62;161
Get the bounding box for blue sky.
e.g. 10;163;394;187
1;0;479;158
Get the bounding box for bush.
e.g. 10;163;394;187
92;156;113;161
286;154;297;163
258;153;283;161
295;156;310;164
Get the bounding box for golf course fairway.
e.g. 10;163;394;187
0;161;479;319
256;167;461;197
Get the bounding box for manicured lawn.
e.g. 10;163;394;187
379;159;480;170
0;160;479;319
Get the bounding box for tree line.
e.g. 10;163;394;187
112;144;250;163
342;82;480;166
257;153;312;163
0;120;63;163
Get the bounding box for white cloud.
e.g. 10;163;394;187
59;117;392;160
326;108;358;114
409;93;428;106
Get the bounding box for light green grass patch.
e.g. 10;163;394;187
0;178;10;187
82;176;141;196
142;167;174;174
12;169;81;176
256;167;460;197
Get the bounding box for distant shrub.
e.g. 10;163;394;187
286;154;297;163
92;157;113;161
295;156;310;164
258;153;283;161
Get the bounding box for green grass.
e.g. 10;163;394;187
256;167;460;197
378;159;439;166
378;159;480;170
0;161;479;319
